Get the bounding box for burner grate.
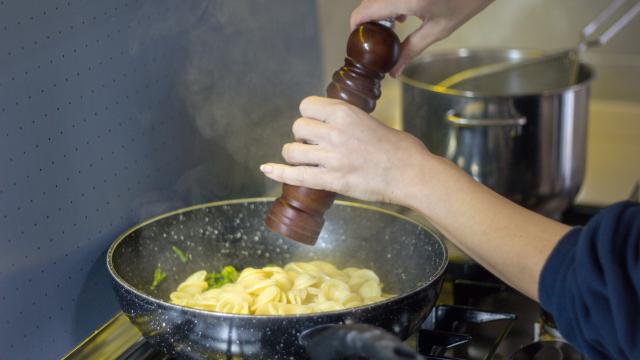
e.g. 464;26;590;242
418;304;516;360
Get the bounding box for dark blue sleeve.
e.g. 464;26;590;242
539;201;640;360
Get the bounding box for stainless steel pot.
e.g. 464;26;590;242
401;49;595;218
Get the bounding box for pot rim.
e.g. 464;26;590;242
106;197;449;320
399;47;595;98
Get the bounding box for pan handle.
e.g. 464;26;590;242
300;323;425;360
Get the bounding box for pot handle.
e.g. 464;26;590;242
446;110;526;127
300;323;425;360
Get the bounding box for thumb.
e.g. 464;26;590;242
390;22;443;77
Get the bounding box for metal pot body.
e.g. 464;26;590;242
108;199;448;359
402;49;594;217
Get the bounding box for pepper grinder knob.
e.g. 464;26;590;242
265;22;400;245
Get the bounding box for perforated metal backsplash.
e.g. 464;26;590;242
0;1;322;358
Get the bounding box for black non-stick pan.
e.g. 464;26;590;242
107;198;448;359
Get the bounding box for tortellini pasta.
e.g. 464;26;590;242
169;261;393;315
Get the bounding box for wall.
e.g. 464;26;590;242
0;1;323;358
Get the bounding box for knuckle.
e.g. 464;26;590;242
273;165;285;180
299;96;314;114
284;143;304;162
404;132;426;148
435;30;451;42
299;166;312;185
429;21;453;41
283;169;298;186
336;101;351;115
327;153;342;168
291;118;305;135
302;166;311;181
327;128;344;145
440;22;456;38
281;143;292;160
278;167;289;183
277;166;293;184
300;96;323;117
333;102;355;124
349;12;359;27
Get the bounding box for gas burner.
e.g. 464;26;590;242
418;305;516;359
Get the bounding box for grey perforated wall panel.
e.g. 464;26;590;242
0;1;322;358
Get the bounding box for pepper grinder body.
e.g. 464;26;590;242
265;22;400;245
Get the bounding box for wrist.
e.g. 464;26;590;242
398;154;467;216
390;151;443;208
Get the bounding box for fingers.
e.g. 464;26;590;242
350;0;415;30
281;142;333;166
292;117;332;144
299;96;342;123
299;96;364;126
260;163;331;191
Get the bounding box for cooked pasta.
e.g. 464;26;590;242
169;261;393;315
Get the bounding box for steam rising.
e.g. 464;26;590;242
131;0;324;215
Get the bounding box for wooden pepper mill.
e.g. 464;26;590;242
265;21;400;245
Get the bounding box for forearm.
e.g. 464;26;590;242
403;153;571;300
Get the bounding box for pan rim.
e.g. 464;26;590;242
106;197;448;319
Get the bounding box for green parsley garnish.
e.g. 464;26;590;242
171;245;188;263
150;267;167;290
205;265;239;289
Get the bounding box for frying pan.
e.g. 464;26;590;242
107;198;448;359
